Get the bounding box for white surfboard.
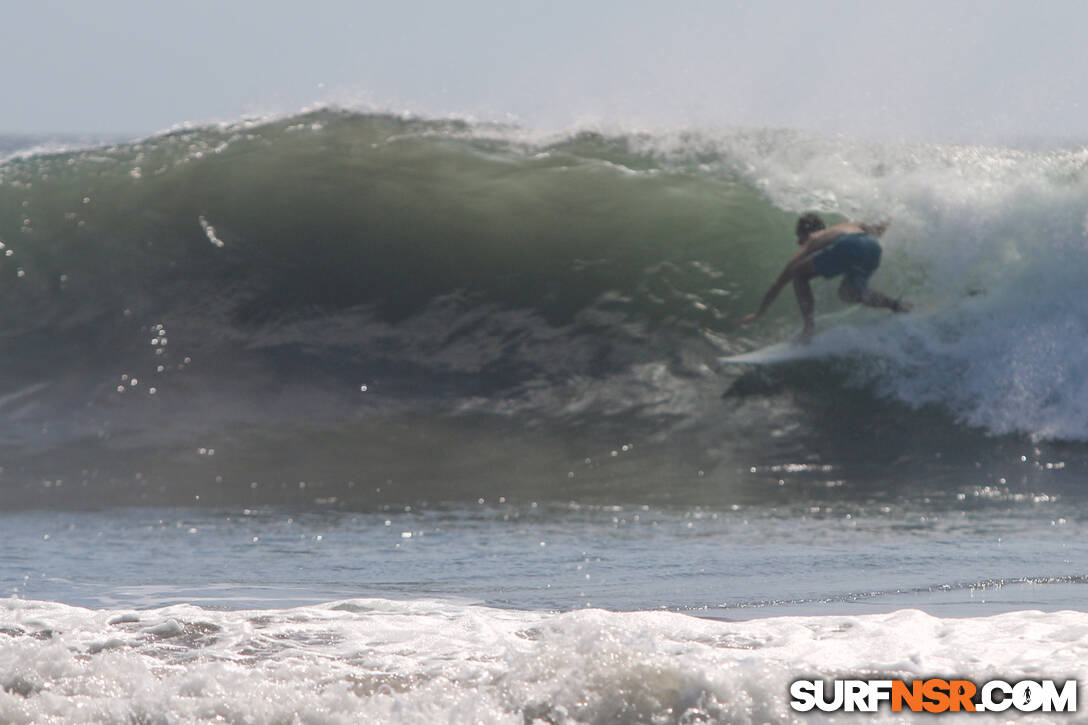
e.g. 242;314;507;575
720;342;814;365
720;337;846;365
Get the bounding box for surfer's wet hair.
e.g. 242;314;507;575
796;213;825;242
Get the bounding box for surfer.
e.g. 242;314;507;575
739;213;910;343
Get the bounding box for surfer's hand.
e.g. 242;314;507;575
738;312;760;325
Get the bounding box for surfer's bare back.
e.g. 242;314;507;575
739;213;911;344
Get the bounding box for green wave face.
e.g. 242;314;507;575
0;112;797;334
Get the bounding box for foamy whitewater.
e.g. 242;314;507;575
4;597;1088;724
2;112;1088;722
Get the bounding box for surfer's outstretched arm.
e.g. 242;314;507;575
739;245;816;324
739;267;792;324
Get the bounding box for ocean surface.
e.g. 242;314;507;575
2;112;1088;722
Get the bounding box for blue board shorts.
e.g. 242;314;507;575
811;233;882;291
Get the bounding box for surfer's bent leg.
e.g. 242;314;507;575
837;282;859;303
792;260;818;343
838;281;911;313
859;289;896;309
835;277;905;309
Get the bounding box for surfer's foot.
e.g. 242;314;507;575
891;298;912;314
795;328;814;346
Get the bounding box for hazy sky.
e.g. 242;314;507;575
5;0;1087;143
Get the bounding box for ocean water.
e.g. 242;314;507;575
2;112;1088;722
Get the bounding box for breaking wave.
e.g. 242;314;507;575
3;110;1088;505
